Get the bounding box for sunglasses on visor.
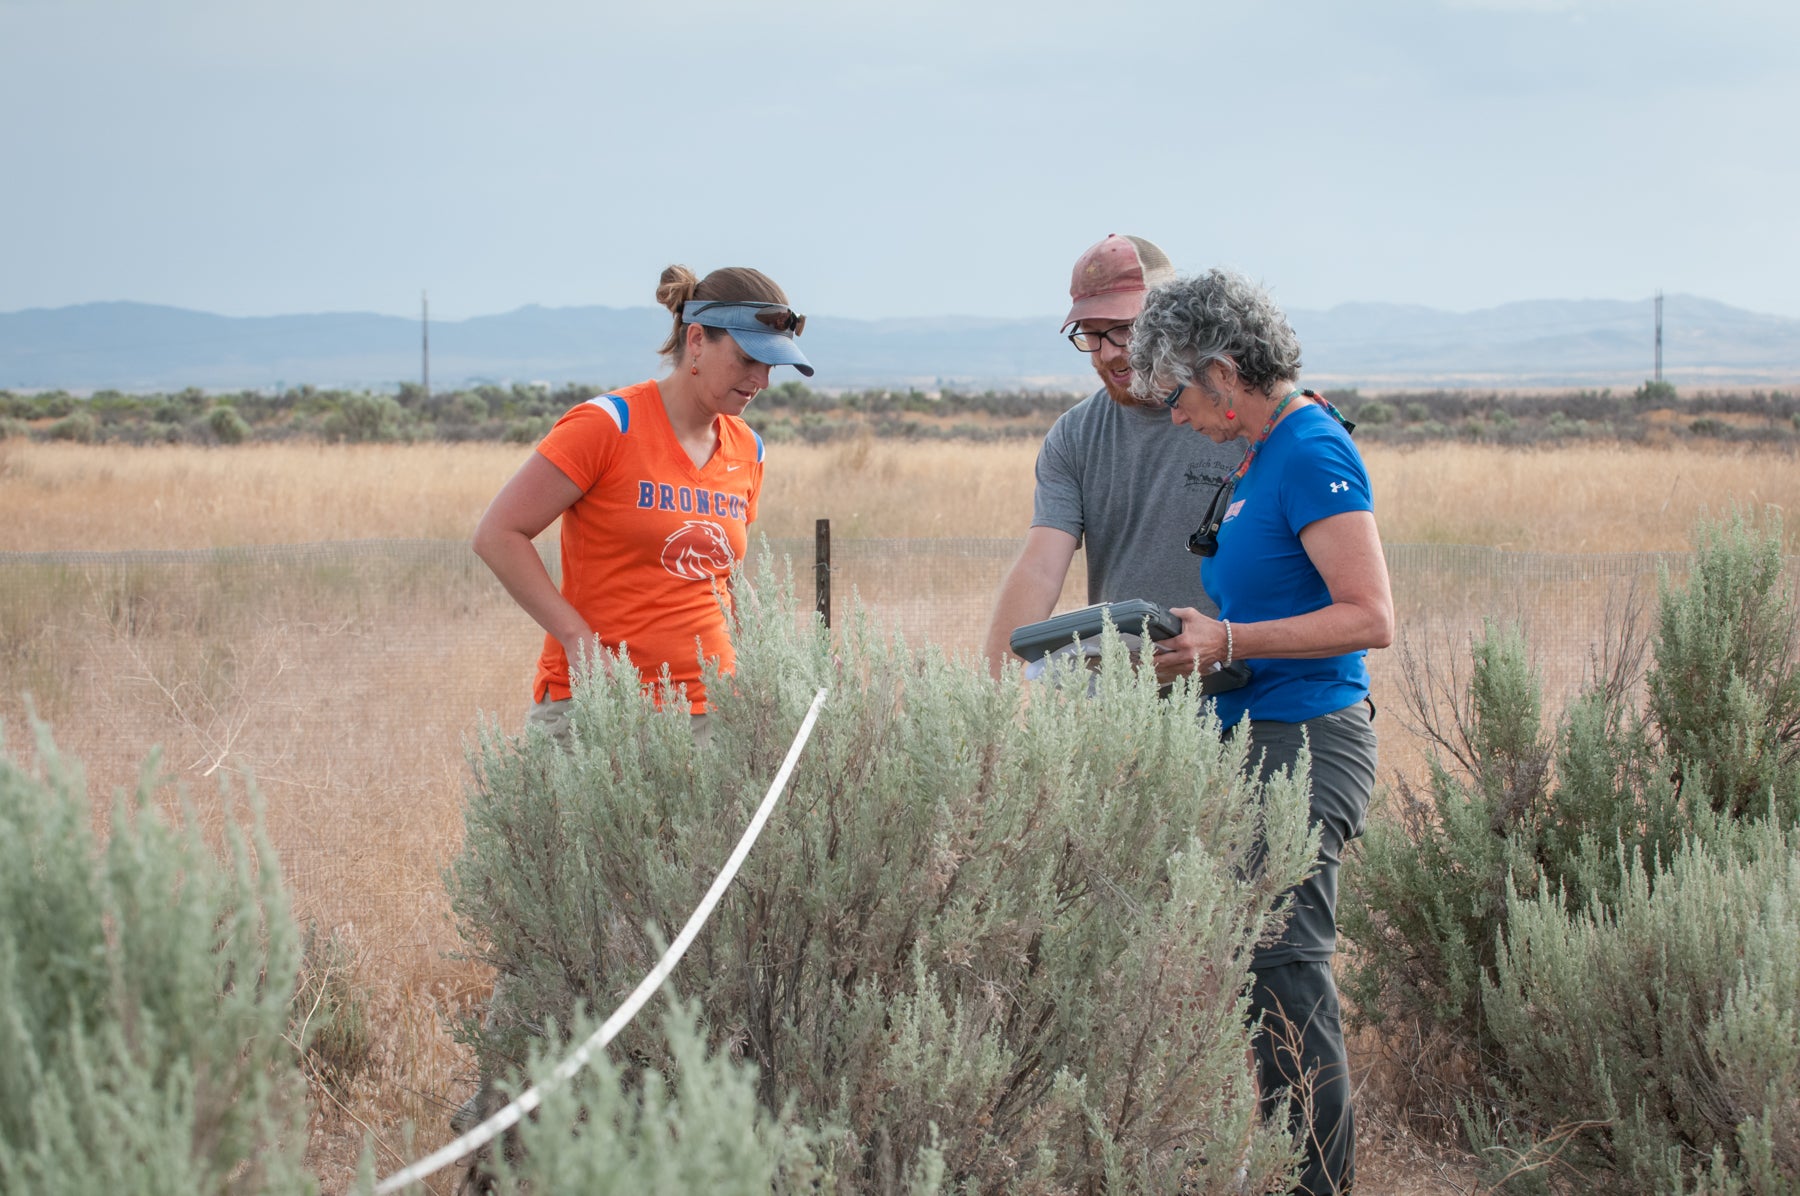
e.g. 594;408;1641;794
687;300;806;336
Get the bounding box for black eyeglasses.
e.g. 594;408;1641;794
689;300;807;336
1067;324;1132;353
1187;476;1236;558
1159;384;1185;410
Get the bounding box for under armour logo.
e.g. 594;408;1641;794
1329;480;1349;493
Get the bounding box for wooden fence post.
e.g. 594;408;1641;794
814;518;831;629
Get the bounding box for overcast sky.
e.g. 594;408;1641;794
4;0;1796;322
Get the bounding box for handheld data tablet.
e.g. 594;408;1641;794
1009;599;1181;663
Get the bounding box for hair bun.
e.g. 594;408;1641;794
656;264;699;314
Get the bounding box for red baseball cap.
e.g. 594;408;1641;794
1061;234;1175;331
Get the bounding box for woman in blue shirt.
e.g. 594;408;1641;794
1129;269;1393;1196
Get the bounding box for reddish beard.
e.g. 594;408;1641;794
1092;354;1150;408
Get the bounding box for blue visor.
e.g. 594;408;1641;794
682;300;815;377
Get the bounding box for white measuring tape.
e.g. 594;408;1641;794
374;687;829;1194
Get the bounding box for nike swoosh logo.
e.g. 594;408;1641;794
726;464;742;472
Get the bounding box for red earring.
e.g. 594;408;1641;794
1225;409;1237;420
690;364;700;375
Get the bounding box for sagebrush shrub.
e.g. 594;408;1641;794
1338;621;1546;1049
206;404;251;445
1341;509;1800;1191
448;555;1317;1194
473;1001;831;1195
0;724;312;1194
45;410;98;442
1480;821;1800;1194
1647;510;1800;822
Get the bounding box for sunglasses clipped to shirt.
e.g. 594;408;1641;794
685;300;806;336
1187;475;1236;558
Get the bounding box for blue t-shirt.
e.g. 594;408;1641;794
1202;403;1373;727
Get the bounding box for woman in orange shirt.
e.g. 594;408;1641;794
473;264;812;744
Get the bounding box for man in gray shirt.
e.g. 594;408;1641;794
982;234;1245;676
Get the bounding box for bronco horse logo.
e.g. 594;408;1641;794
660;520;735;580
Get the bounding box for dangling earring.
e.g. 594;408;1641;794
1225;409;1237;420
690;363;700;375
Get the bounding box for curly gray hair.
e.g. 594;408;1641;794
1127;269;1303;399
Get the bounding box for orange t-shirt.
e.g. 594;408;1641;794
531;380;763;712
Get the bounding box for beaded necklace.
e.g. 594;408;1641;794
1232;387;1356;480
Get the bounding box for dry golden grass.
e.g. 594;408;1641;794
0;440;506;548
756;434;1046;539
1369;440;1800;553
5;436;1796;552
765;437;1800;552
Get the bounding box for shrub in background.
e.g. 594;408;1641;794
1646;512;1800;822
0;725;314;1194
205;403;252;446
13;384;1794;447
1342;508;1800;1191
322;393;406;443
448;557;1315;1194
45;410;98;442
503;416;552;444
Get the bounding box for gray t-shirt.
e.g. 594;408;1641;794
1033;389;1246;617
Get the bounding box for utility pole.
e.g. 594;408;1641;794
419;291;430;403
1654;290;1663;384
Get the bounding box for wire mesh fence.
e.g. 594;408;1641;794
3;536;1791;988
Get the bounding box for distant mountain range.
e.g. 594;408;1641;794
3;295;1796;393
